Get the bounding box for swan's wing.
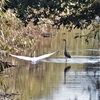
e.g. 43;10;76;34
10;54;32;61
10;51;59;63
35;51;59;61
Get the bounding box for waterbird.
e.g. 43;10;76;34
62;39;71;58
10;51;59;64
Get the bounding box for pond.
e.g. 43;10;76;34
1;29;100;100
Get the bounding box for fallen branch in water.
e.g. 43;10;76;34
0;61;13;72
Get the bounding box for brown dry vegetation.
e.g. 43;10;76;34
0;10;53;54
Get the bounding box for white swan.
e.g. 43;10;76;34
10;51;59;64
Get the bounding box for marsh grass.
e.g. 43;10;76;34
0;9;43;53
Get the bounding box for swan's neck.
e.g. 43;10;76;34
64;41;66;51
34;51;36;57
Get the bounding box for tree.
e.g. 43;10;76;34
3;0;100;29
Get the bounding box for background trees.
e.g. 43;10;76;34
2;0;100;29
0;0;100;49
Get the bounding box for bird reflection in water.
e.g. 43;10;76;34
64;66;71;84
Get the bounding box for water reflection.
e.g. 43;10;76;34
43;55;100;64
54;65;100;100
85;62;100;100
1;29;100;100
3;53;100;100
64;66;71;84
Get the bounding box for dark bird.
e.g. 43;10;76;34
62;39;71;58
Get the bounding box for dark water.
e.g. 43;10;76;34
1;31;100;100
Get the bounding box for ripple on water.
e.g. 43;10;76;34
43;56;100;64
51;70;100;100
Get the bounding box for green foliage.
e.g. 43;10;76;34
0;0;10;12
74;24;100;44
2;0;99;28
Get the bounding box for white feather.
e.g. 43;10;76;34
10;51;59;64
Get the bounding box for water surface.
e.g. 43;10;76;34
1;30;100;100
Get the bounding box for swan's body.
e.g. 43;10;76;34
62;39;71;58
10;51;59;64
